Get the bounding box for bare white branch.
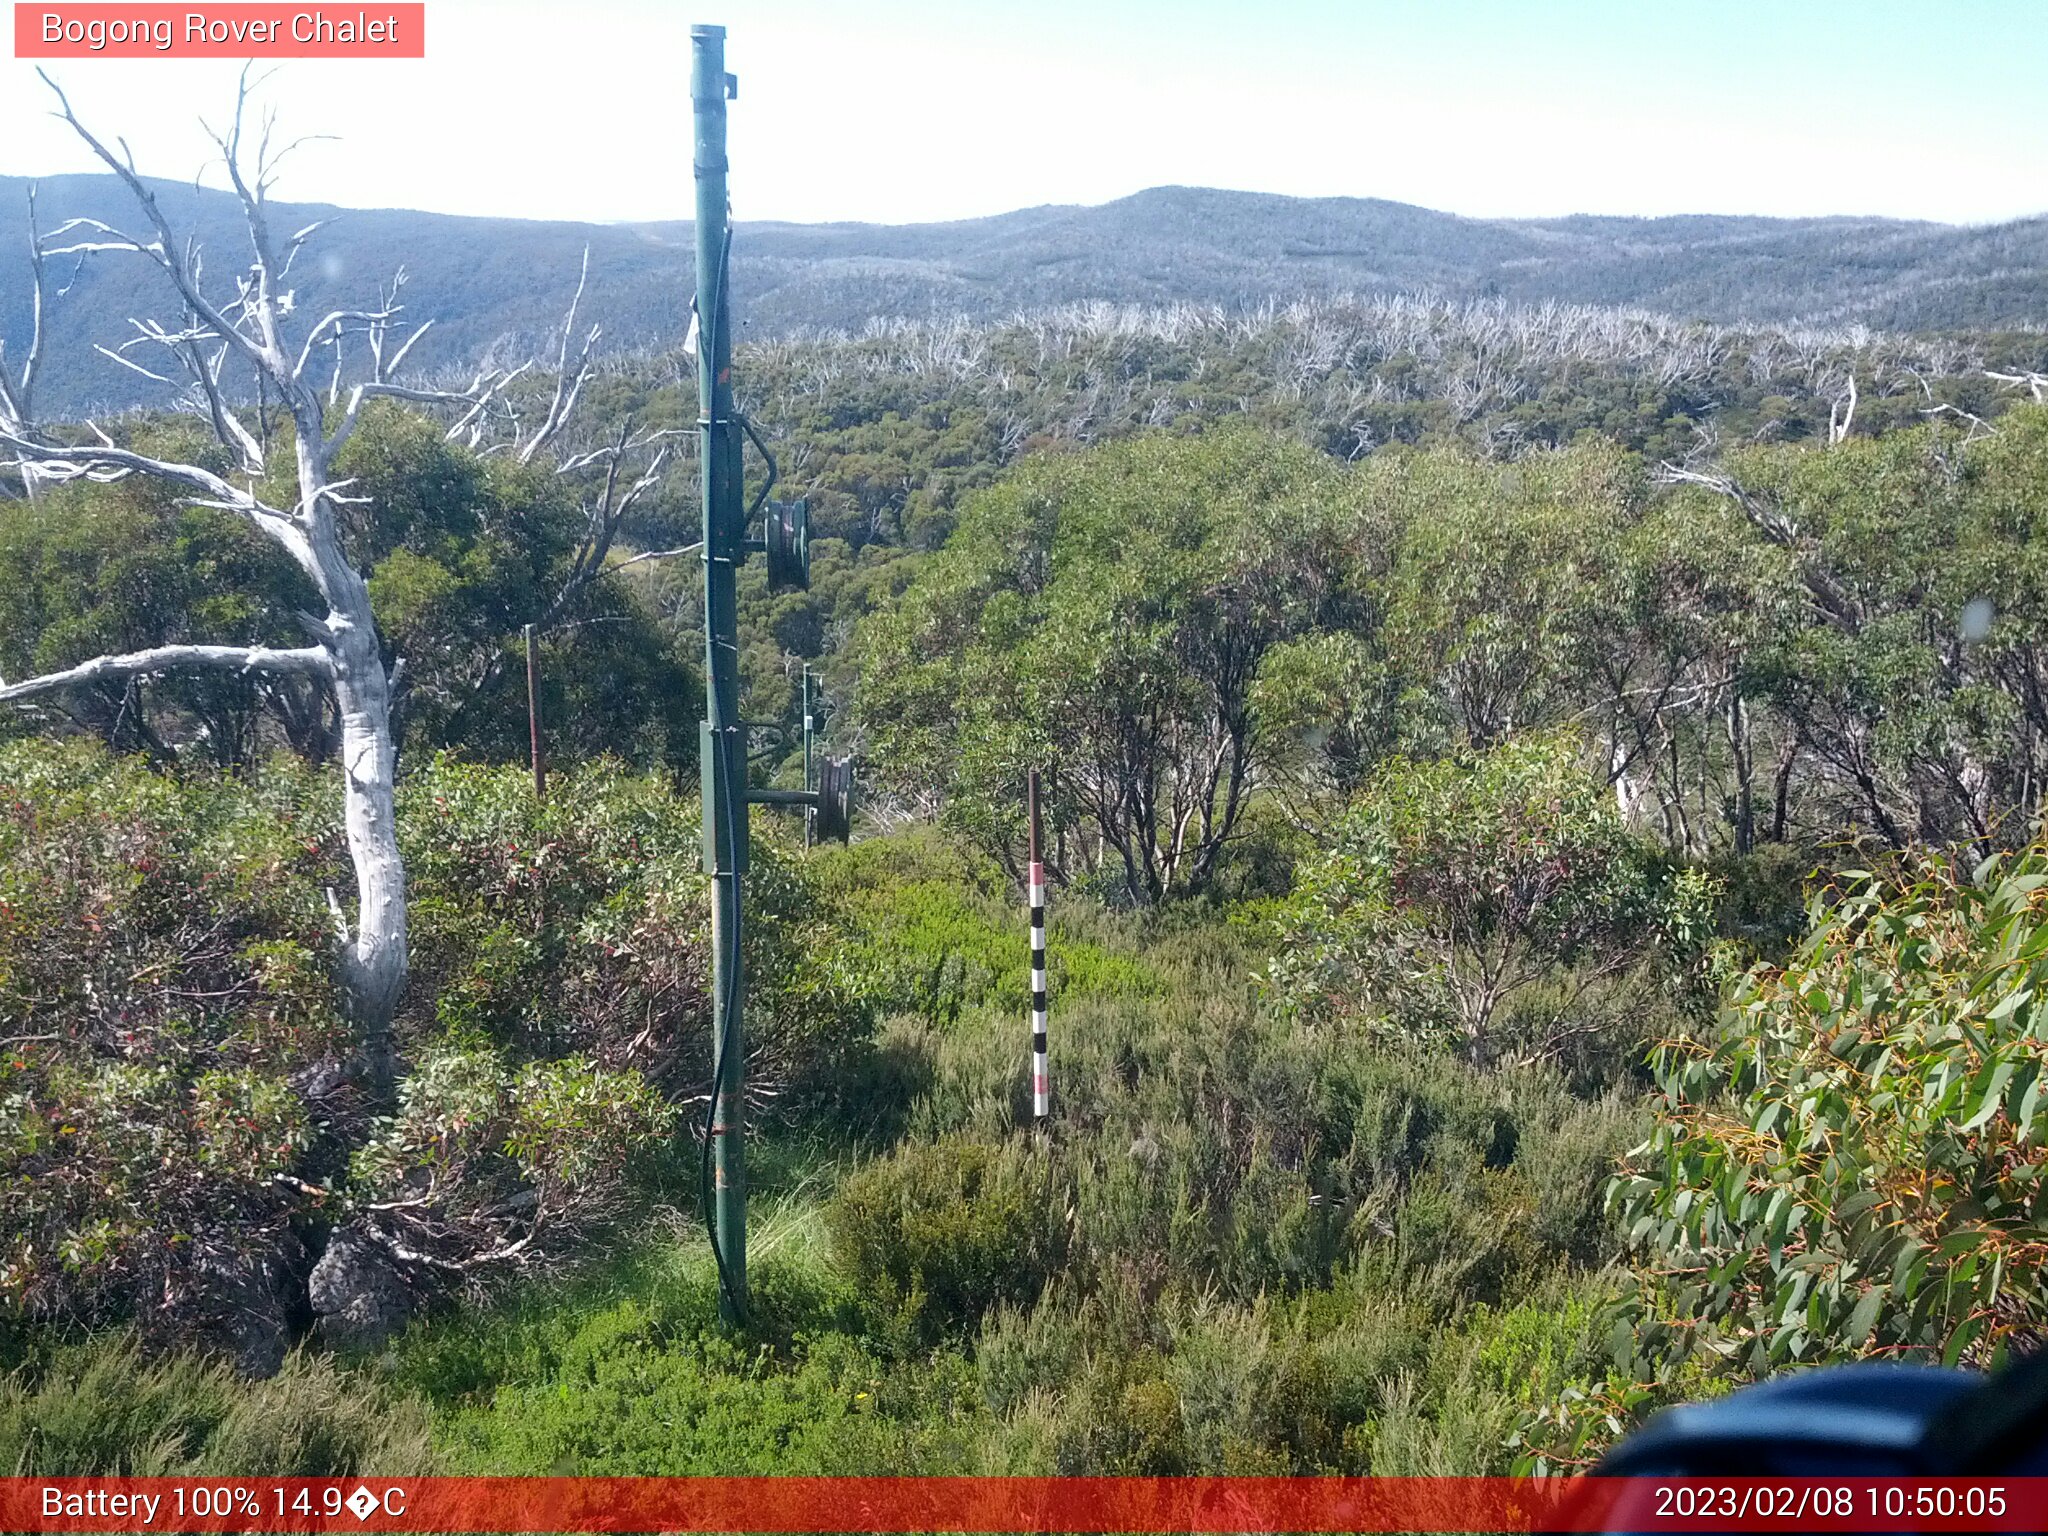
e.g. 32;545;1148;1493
610;541;703;572
0;426;294;534
1988;369;2048;404
90;344;176;384
516;246;597;465
36;70;283;384
1828;373;1858;445
0;642;331;705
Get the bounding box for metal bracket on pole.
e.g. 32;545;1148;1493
745;757;854;845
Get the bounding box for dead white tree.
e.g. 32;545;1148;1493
1989;369;2048;404
1653;461;1864;633
1828;372;1858;444
0;72;599;1097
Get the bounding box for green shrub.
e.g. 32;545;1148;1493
1704;841;1821;963
0;742;341;1337
1613;840;2048;1377
346;1045;674;1272
1041;1347;1195;1474
0;1336;435;1474
1114;1376;1191;1473
899;958;1632;1305
986;1281;1460;1475
973;1289;1097;1422
1163;1302;1309;1472
828;1137;1065;1347
400;754;873;1109
833;873;1161;1029
1264;735;1715;1068
808;825;1004;901
424;1280;988;1475
0;741;879;1349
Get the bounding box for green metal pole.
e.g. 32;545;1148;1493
802;668;814;851
692;21;746;1324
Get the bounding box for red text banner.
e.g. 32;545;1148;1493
14;5;425;58
4;1476;2048;1533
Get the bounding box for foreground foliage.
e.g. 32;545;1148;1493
1616;839;2048;1379
0;744;870;1360
0;1338;434;1475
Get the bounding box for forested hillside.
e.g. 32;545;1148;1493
7;173;2048;414
8;143;2048;1482
16;290;2046;805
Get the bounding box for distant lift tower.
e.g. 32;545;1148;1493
692;22;854;1325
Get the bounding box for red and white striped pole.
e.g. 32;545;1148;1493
1027;768;1049;1129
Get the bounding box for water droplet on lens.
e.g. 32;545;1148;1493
1961;596;1996;643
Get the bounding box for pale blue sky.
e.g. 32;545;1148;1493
2;0;2044;225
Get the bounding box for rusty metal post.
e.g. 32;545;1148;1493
524;622;545;802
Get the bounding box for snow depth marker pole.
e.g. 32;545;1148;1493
1028;768;1049;1131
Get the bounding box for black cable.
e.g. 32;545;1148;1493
694;197;801;1320
697;202;746;1320
700;719;744;1315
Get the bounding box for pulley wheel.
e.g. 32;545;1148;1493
763;498;810;592
814;754;854;844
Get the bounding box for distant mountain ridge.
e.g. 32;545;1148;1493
3;176;2045;414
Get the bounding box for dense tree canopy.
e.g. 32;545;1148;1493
858;427;1373;902
862;406;2048;900
0;406;696;775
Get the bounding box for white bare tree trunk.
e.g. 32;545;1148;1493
0;72;624;1096
312;512;408;1082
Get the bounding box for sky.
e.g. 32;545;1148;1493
2;0;2046;228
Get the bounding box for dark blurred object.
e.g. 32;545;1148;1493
1596;1346;2048;1477
1928;1347;2048;1474
1596;1365;1979;1478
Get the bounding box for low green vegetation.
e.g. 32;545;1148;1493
0;1341;435;1476
0;739;1656;1474
9;743;2048;1476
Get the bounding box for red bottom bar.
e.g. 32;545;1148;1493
6;1476;2046;1533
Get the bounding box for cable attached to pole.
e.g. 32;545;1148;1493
701;720;744;1313
697;198;747;1321
1028;769;1049;1134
